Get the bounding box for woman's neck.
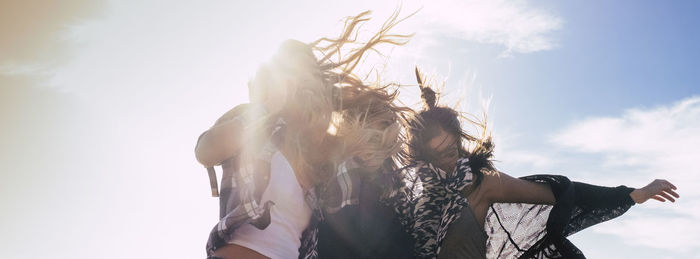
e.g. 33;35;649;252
278;132;340;189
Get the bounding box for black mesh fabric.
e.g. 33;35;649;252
483;175;635;259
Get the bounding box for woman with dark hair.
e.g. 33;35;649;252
389;67;680;258
195;11;412;259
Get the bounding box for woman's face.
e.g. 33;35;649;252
350;106;399;169
356;119;400;171
426;128;460;173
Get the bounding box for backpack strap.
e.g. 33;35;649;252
207;167;219;197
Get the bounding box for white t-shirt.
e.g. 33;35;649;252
229;151;313;259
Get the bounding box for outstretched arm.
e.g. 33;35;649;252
477;172;679;205
479;171;557;205
465;171;556;227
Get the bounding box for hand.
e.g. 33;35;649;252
630;179;680;204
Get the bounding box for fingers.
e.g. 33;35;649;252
669;181;677;190
648;179;680;200
657;180;680;201
667;189;680;198
657;191;676;202
649;190;679;203
651;195;666;202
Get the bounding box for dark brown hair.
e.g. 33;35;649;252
401;67;495;189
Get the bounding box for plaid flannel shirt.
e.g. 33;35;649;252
203;121;363;259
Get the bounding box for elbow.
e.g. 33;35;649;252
195;149;212;168
195;143;220;168
194;126;240;168
195;133;216;168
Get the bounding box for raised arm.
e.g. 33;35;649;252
195;104;249;167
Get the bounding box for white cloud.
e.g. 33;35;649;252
498;149;554;168
416;0;562;55
594;212;700;252
2;0;563;100
550;96;700;252
552;97;700;156
359;0;563;63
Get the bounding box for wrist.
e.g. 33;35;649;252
629;189;644;204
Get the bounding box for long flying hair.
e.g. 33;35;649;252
400;67;495;189
241;10;414;187
334;83;413;173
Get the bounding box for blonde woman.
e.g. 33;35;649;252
195;11;412;259
317;83;416;258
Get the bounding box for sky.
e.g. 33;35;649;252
1;0;698;258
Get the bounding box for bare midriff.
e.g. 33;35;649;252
211;244;270;259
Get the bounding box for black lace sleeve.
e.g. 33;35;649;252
562;182;635;237
485;175;638;259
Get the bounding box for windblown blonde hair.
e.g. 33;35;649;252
333;83;413;172
241;10;414;186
